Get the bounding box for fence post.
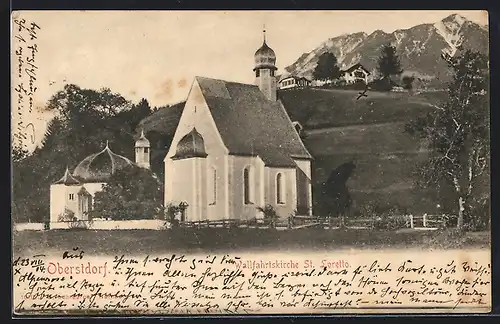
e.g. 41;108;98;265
409;214;414;229
423;214;427;228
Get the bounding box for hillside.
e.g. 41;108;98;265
284;14;488;87
277;88;446;128
279;88;447;214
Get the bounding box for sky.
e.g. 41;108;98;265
11;10;488;148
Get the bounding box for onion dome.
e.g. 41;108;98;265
72;141;134;182
253;29;277;71
171;127;208;160
54;167;80;185
135;129;150;148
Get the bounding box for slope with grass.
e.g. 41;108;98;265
278;88;448;214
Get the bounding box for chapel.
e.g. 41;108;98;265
164;29;314;222
49;131;151;224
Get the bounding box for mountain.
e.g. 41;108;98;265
284;14;488;87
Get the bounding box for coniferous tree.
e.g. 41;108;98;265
377;44;403;89
313;52;341;82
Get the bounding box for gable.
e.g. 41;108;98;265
165;79;228;160
196;77;313;168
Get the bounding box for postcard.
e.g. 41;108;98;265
11;10;490;315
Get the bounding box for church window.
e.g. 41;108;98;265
69;193;74;200
210;167;217;205
276;173;285;204
244;167;252;204
144;147;149;154
270;70;275;77
256;70;260;78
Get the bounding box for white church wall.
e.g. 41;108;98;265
265;167;297;219
194;158;207;222
169;159;195;220
164;79;228;206
50;184;83;222
66;185;83;218
294;159;313;216
83;182;106;197
49;184;67;223
230;156;265;221
294;159;312;179
206;154;228;221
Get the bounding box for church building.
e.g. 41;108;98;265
49;131;151;224
164;30;314;222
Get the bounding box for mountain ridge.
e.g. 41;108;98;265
283;14;488;87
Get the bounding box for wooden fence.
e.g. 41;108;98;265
178;214;451;230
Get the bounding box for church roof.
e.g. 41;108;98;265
54;167;80;185
172;127;208;160
135;129;150;148
253;40;277;71
72;142;134;182
195;76;313;168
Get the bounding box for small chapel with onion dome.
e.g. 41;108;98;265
49;133;152;224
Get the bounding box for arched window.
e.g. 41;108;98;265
276;173;285;204
244;167;251;204
210;167;217;205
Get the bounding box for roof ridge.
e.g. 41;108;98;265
195;76;257;87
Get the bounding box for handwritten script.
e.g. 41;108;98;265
12;15;41;149
12;250;490;315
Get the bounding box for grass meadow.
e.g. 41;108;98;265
13;227;490;257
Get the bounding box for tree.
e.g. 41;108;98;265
402;75;415;94
313;52;341;82
256;204;279;229
377;44;403;89
314;161;356;224
12;144;29;163
405;50;489;231
91;165;164;220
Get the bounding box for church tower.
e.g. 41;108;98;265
253;26;277;101
135;129;150;169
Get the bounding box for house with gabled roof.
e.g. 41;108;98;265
340;63;371;84
278;75;312;90
164;29;314;222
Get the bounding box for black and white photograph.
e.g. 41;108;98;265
11;10;491;315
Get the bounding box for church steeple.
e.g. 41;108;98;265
253;25;277;101
135;129;150;169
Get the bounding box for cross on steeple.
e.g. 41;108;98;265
263;24;266;43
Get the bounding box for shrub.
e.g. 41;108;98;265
256;204;279;229
368;78;396;92
164;202;186;227
467;196;490;231
57;208;76;222
373;215;409;231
